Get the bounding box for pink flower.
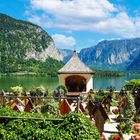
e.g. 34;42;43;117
101;133;106;140
133;134;140;140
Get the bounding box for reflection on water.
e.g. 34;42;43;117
0;75;140;91
0;76;59;92
94;75;140;90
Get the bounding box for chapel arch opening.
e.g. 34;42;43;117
65;75;86;92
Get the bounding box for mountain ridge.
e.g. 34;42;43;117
1;13;140;73
59;38;140;72
59;49;73;63
0;13;63;74
79;38;140;71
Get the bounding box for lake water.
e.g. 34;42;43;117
0;75;140;92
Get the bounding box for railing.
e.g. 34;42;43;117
0;94;82;117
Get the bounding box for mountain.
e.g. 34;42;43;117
127;52;140;72
0;13;63;74
79;38;140;71
59;49;73;63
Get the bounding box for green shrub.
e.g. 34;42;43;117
134;114;140;123
30;86;48;96
124;79;140;91
0;106;101;140
41;102;58;115
10;86;23;96
110;100;119;107
94;90;110;102
53;85;68;99
60;113;101;140
117;92;136;134
123;92;136;119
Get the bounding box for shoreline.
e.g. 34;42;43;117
0;72;57;77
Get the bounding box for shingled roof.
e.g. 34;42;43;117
58;51;95;74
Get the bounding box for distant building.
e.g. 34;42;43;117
58;50;95;95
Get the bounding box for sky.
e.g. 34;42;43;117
0;0;140;51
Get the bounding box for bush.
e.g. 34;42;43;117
123;92;136;119
0;107;101;140
60;113;101;140
40;99;59;115
53;85;68;99
30;86;48;96
94;89;110;102
117;92;136;134
124;79;140;92
10;86;23;96
111;100;119;107
134;115;140;123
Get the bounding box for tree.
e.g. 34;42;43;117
124;79;140;92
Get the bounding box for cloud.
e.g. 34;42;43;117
27;0;140;38
30;0;117;20
51;34;76;48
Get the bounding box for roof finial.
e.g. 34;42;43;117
74;44;76;52
73;50;77;56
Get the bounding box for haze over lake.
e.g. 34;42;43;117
1;75;140;92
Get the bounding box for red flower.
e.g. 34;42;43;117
112;108;120;114
113;134;120;140
135;126;140;132
133;124;140;128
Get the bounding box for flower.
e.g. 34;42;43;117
112;134;120;140
132;134;140;140
112;108;120;114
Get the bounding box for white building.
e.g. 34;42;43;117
58;51;95;95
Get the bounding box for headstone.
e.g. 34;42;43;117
59;99;71;115
22;97;33;112
85;100;95;118
93;104;108;134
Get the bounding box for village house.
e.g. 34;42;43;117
58;50;95;95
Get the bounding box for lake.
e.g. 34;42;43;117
0;75;140;92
